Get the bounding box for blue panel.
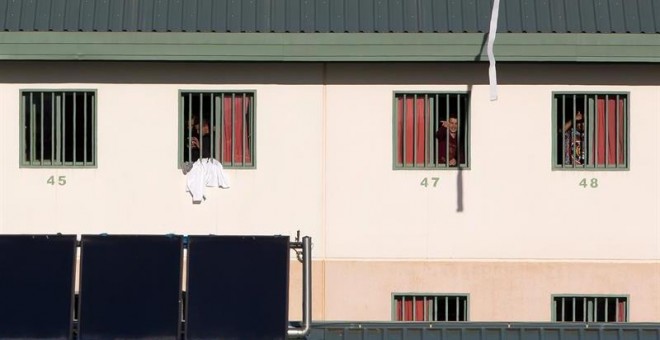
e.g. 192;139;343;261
49;0;67;31
137;0;154;31
122;0;139;31
329;0;345;32
35;0;52;31
534;0;552;32
195;0;213;31
242;0;257;32
0;235;76;340
594;0;611;32
448;0;462;32
108;0;124;31
270;0;286;32
564;0;581;32
608;0;625;32
186;235;290;340
475;0;491;33
519;0;537;32
78;235;183;340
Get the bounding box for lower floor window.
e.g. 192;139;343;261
393;294;468;321
553;295;628;322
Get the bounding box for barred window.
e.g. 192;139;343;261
553;295;628;322
394;93;469;169
20;90;96;167
553;93;628;169
180;91;255;168
393;294;468;321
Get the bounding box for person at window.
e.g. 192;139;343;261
189;119;212;161
563;111;585;165
435;115;465;167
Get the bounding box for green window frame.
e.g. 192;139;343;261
552;295;629;322
20;90;97;168
552;92;629;170
393;92;470;170
392;293;469;321
179;90;256;169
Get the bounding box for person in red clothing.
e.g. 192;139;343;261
435;115;465;167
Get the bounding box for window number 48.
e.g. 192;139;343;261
47;176;67;186
579;178;598;188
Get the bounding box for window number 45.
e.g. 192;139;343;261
47;176;67;186
579;178;598;188
420;177;440;188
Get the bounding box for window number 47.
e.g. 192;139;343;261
420;177;440;188
47;176;67;186
579;178;598;188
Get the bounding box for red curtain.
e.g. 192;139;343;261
221;96;251;165
596;97;625;165
396;297;426;321
396;96;426;166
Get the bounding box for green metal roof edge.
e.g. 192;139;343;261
0;32;659;62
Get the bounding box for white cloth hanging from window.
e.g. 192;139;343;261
186;158;230;203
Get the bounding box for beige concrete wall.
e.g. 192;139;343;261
0;62;659;321
296;260;660;322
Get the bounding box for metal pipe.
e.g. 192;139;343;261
288;236;312;338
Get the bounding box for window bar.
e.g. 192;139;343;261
615;298;619;322
242;93;247;166
444;94;449;167
220;93;225;164
623;97;628;166
560;297;565;322
594;297;598;322
444;296;449;321
29;93;35;165
605;297;609;322
455;296;460;322
250;94;255;165
40;93;44;164
401;296;406;321
73;93;77;165
464;95;470;168
463;297;467;321
231;93;236;167
583;95;588;167
210;93;215;160
561;95;566;168
434;95;439;166
571;94;577;169
56;94;62;164
214;95;221;161
199;93;204;160
572;297;576;322
402;95;407;167
605;95;609;167
91;95;95;164
412;296;417;321
51;92;55;165
433;296;438;322
594;96;599;168
83;93;88;166
413;94;417;167
423;296;427;321
457;95;462;167
187;93;193;162
62;93;66;164
424;94;429;167
615;95;620;167
583;297;587;322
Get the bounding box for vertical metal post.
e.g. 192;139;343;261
288;236;312;338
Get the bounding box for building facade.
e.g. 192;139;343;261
0;0;658;323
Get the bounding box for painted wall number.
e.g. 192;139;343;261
579;178;598;188
420;177;440;188
47;176;67;186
